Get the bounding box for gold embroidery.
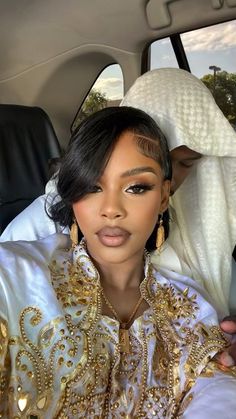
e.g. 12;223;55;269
50;254;99;311
18;393;29;412
1;245;232;418
38;325;55;349
0;322;7;339
211;359;236;378
0;318;10;418
185;324;229;378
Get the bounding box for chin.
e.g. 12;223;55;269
94;246;142;266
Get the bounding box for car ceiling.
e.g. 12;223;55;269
0;0;236;144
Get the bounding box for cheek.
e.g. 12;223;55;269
134;196;161;226
72;201;92;229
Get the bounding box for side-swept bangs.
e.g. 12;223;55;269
50;106;171;230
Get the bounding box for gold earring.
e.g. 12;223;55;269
70;218;78;248
156;214;165;253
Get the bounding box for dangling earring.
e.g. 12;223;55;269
70;218;78;248
156;214;165;253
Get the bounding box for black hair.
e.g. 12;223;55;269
50;106;172;251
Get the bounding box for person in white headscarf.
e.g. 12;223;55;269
121;67;236;318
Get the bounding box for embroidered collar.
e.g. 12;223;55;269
72;238;152;287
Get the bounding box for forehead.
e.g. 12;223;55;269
105;130;162;170
170;145;202;161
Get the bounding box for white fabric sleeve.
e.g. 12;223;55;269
181;370;236;418
151;242;192;279
0;265;9;411
0;194;68;242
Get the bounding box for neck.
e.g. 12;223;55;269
91;254;145;291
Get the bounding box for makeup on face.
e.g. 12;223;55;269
72;130;170;266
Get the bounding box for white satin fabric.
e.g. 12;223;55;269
0;234;236;418
0;177;68;242
121;68;236;315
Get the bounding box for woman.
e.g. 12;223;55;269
0;106;235;418
121;67;236;318
1;69;236;368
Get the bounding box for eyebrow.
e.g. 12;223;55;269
121;166;158;177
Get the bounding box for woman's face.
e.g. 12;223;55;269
170;146;202;195
72;130;170;266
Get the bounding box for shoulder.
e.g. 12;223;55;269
150;263;220;323
148;265;229;387
151;242;192;278
0;234;70;286
0;193;67;241
0;233;70;264
0;233;71;316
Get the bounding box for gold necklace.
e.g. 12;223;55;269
100;288;143;354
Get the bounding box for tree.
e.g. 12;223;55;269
201;71;236;126
73;89;107;130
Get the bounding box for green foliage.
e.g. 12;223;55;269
73;89;107;130
201;71;236;126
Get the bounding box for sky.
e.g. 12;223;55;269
93;20;236;100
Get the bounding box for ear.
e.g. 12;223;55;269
160;180;170;213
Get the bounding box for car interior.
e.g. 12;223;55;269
0;0;236;233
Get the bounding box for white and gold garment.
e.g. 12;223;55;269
0;234;236;419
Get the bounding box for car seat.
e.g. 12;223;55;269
0;104;61;234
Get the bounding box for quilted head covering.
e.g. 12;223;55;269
121;68;236;314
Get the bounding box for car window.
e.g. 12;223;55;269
150;37;179;70
150;20;236;127
72;64;123;131
181;20;236;126
181;20;236;78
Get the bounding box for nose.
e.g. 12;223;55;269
100;192;126;220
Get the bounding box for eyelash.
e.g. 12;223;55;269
89;185;102;193
89;183;155;195
180;162;194;168
126;183;155;194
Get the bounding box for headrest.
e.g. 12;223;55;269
0;104;61;232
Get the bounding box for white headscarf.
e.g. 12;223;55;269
121;68;236;314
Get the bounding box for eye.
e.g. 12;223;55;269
180;161;195;168
126;183;154;194
89;185;102;193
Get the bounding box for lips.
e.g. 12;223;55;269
96;226;130;247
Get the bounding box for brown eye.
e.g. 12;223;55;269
89;185;102;193
126;183;154;194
